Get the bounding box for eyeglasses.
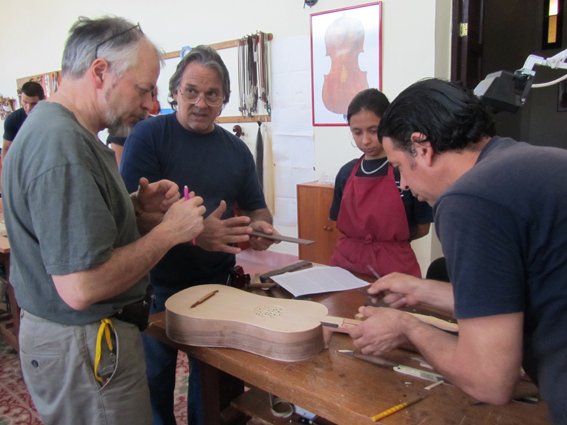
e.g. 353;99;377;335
94;23;142;59
180;87;224;107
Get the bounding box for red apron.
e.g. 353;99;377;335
330;157;421;277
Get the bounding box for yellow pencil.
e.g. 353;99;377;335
370;395;426;422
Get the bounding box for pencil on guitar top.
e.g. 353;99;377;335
184;185;196;246
190;289;219;308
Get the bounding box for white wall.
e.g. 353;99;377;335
0;0;451;273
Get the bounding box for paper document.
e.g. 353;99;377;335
270;266;368;297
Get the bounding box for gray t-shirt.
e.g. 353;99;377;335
2;101;147;325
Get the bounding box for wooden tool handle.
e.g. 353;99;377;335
250;231;314;245
320;316;362;332
259;260;313;283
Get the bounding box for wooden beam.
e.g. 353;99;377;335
162;33;273;61
216;115;271;124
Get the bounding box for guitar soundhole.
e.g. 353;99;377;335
254;305;283;318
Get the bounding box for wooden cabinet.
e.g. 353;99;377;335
297;182;341;265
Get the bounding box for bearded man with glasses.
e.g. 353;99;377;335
2;16;206;425
121;45;279;425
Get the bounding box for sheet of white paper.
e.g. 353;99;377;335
271;266;368;297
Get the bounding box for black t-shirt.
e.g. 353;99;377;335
106;135;127;146
3;108;27;141
329;158;433;235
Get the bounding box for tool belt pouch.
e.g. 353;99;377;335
114;286;153;331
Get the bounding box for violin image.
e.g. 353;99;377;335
321;14;369;115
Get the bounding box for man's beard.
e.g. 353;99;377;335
103;86;143;134
107;120;134;138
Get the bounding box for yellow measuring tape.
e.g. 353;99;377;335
94;318;115;384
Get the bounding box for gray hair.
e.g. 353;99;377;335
168;45;231;110
61;16;161;79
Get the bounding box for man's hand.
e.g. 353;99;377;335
196;200;253;254
248;220;280;251
368;272;426;309
367;273;454;315
136;177;179;214
160;195;206;245
348;307;414;356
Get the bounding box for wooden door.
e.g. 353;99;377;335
451;0;485;88
297;182;341;265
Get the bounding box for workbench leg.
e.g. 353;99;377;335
200;362;246;425
200;362;222;425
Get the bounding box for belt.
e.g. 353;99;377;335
113;294;152;332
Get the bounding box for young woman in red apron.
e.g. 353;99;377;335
329;89;432;278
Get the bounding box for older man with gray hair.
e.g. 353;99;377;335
2;16;206;425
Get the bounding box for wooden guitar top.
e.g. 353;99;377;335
165;284;330;362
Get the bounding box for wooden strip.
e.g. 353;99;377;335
161;33;273;60
320;316;362;331
215;115;271;124
354;311;459;333
410;313;459;333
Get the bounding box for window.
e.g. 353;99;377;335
543;0;563;49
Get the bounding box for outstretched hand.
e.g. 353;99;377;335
197;200;253;254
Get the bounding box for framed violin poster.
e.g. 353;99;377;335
310;2;382;126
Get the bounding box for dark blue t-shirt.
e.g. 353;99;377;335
435;136;567;424
120;113;266;294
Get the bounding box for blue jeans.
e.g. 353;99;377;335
142;336;206;425
143;289;204;425
144;286;243;425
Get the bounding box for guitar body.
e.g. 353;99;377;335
165;284;329;362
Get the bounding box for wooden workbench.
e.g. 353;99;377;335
146;277;551;425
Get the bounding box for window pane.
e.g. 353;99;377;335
549;0;559;16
